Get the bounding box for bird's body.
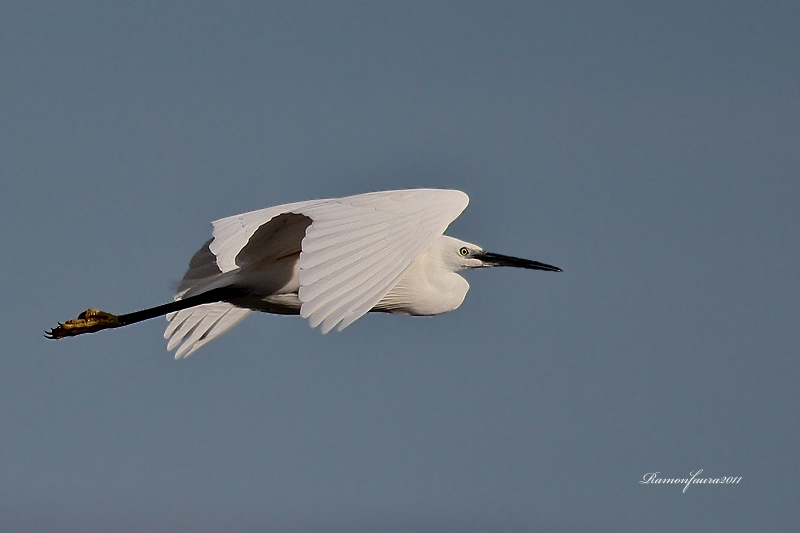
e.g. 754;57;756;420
371;236;473;316
225;234;472;317
47;189;561;357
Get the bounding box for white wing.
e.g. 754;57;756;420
210;199;325;273
164;199;324;358
165;303;250;359
295;189;468;333
165;188;469;354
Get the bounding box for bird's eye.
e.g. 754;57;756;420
459;247;470;256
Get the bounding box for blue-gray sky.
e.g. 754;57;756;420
2;2;798;531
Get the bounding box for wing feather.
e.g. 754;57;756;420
298;241;390;289
296;189;469;332
210;199;329;273
299;229;388;266
300;223;389;252
299;249;395;315
174;310;227;359
166;308;207;350
182;307;250;356
311;258;407;333
165;303;250;358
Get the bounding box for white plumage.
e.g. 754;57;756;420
165;189;470;357
46;188;560;357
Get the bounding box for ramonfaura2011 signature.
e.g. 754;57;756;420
640;470;742;493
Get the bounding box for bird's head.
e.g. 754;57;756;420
441;236;562;273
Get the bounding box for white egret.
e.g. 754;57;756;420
47;189;561;357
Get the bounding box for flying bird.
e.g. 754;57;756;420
46;189;561;357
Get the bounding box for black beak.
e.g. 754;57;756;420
477;252;562;272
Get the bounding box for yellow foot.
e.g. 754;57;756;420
45;309;121;339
